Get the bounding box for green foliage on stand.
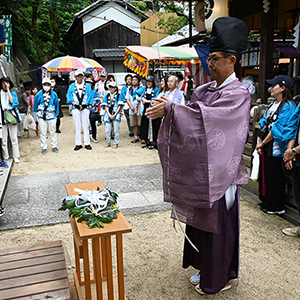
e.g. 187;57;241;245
59;189;120;229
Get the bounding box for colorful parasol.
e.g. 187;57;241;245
80;57;104;71
42;55;104;72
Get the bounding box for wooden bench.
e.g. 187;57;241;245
66;181;132;300
0;240;70;300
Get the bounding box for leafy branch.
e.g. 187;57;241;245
59;188;120;228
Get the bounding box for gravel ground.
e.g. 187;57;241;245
1;199;300;299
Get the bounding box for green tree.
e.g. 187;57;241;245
157;1;192;35
0;0;93;63
130;1;192;35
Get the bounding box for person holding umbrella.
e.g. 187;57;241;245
67;69;94;151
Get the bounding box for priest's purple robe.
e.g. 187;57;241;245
158;78;250;233
157;78;250;294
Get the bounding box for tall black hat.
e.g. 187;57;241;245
0;76;14;89
210;17;248;54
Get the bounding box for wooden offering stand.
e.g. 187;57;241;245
66;181;132;300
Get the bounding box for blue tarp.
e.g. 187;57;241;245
0;24;4;44
194;45;211;76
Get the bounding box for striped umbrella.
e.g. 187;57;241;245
42;55;104;72
80;57;104;71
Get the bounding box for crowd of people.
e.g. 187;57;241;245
0;69;186;161
65;69;186;150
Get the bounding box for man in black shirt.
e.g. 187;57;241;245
18;86;31;137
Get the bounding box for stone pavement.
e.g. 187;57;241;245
0;163;170;230
1;162;299;231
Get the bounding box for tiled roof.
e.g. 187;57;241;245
93;49;125;58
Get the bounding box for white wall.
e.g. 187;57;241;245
82;3;141;35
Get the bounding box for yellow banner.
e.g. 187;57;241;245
123;48;149;78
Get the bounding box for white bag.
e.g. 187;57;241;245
250;149;260;180
23;114;36;130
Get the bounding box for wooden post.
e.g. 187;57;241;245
189;0;193;48
257;2;275;103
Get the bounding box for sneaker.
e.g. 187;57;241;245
14;158;20;163
131;138;139;143
92;138;98;143
189;272;200;285
0;206;6;217
282;226;300;237
52;147;59;153
195;282;231;295
260;206;285;215
97;121;102;126
74;145;83;151
56;129;61;133
129;132;134;137
42;149;47;155
85;145;92;150
0;160;8;168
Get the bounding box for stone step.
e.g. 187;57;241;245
0;159;13;212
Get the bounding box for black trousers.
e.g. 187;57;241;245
152;117;161;143
183;195;239;294
259;152;286;211
90;120;97;139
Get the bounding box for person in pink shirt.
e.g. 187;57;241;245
28;86;39;139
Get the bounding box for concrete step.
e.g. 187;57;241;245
0;159;13;210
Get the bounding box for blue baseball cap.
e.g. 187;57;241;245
266;75;293;90
146;75;155;82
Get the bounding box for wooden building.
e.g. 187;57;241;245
229;0;300;102
67;0;148;73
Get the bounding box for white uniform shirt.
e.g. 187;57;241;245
75;82;84;98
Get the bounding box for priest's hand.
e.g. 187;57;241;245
146;98;167;120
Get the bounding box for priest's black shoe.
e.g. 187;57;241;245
74;145;82;151
85;145;92;150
